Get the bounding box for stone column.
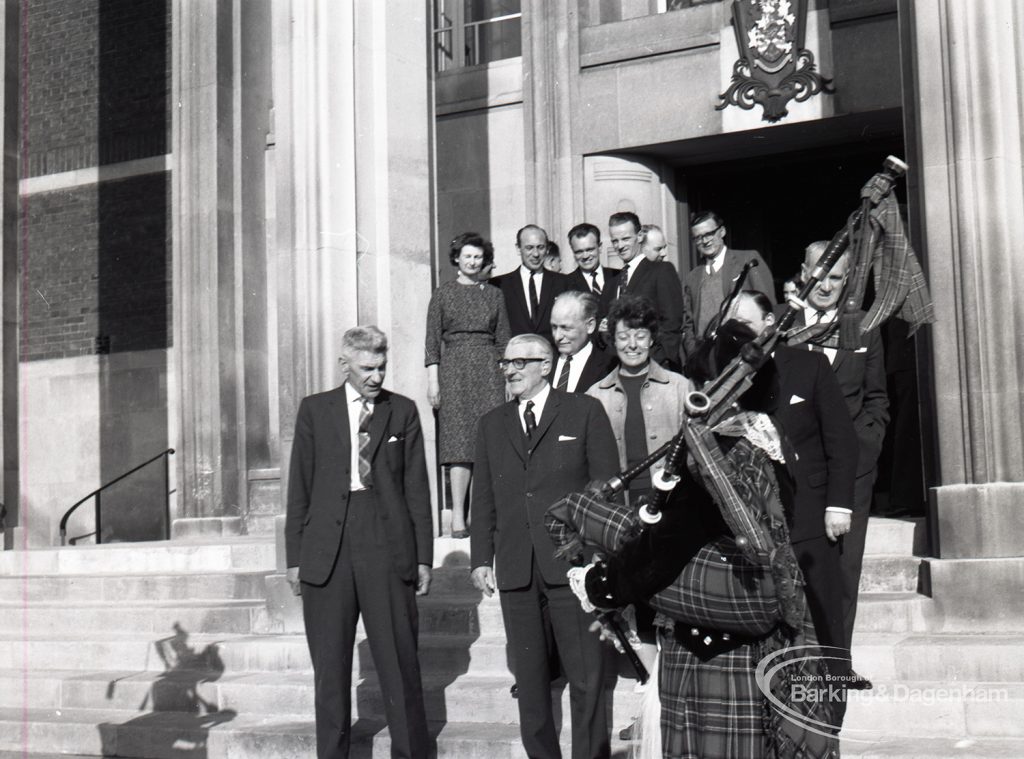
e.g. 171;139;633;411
523;0;583;242
0;1;18;549
901;0;1024;626
268;0;435;591
171;0;242;521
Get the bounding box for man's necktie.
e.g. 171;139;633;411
590;272;601;295
524;400;537;439
528;272;540;321
556;355;572;391
358;398;372;487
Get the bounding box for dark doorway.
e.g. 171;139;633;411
675;129;927;518
680;138;907;300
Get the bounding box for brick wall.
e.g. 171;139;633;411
22;0;172;361
25;0;170;177
22;172;171;361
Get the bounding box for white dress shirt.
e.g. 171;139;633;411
345;383;374;491
553;341;594;393
803;305;839;365
621;255;643;287
517;381;551;434
517;266;544;319
704;246;728;274
585;268;605;294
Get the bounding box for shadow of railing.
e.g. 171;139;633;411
98;623;236;757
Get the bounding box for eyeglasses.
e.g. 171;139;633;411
691;226;722;244
498;357;547;370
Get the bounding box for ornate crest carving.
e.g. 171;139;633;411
717;0;834;123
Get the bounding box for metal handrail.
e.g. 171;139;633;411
59;448;175;546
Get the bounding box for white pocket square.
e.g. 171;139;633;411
854;346;868;353
789;394;805;405
558;434;577;442
387;435;400;442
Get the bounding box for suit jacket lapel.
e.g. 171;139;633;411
530;390;560;450
504;270;530;326
503;403;528;464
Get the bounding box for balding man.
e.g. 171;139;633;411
471;334;619;759
548;291;617;394
491;225;569;343
640;223;669;262
791;242;889;687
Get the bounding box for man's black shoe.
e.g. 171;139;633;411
510;683;518;698
847;671;873;690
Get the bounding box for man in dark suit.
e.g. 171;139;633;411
683;210;775;358
792;242;890;683
285;325;434;759
471;334;619;759
565;222;620;325
608;212;684;371
548;291;617;394
492;224;568;343
730;291;859;682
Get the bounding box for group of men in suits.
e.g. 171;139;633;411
282;210;890;758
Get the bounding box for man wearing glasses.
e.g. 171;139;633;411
491;224;569;343
682;211;774;358
470;333;619;759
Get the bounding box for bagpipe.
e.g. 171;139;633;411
546;156;933;680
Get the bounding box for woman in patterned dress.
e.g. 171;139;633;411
426;233;510;537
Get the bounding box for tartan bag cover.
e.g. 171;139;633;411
545;434;798;636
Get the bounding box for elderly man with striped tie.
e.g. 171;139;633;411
285;325;434;759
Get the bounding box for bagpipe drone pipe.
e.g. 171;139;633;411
545;156;932;672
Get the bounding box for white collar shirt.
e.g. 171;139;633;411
344;382;374;491
518;266;544;318
584;267;604;293
517;381;552;434
553;341;594;393
622;255;644;286
705;246;728;274
802;305;839;364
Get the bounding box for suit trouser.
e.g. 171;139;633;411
301;489;429;759
839;468;878;652
499;558;610;759
792;535;847;668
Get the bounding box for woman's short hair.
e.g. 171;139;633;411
449;232;495;268
604;294;659;341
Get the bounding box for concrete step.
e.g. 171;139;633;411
0;538;276;576
0;707;632;759
841;681;1024;739
854;592;932;633
0;630;514;678
0;667;643;727
859;555;922;593
862;517;926;557
0;599;271;636
840;735;1024;758
0;570;271;602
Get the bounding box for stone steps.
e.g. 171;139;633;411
0;537;276;576
839;736;1024;758
0;667;644;727
0;707;632;759
0;570;272;602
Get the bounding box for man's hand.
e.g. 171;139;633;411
416;564;432;596
471;566;496;597
286;566;302;596
825;511;852;542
